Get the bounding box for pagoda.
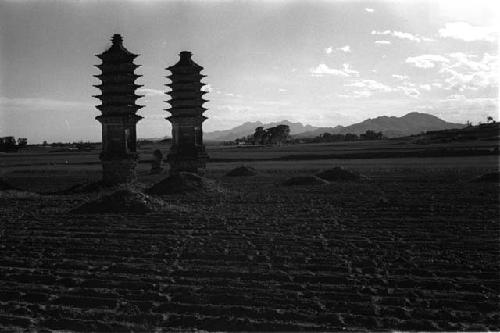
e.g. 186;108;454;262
165;51;209;174
93;34;144;185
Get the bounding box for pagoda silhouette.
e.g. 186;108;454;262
165;51;209;174
93;34;144;185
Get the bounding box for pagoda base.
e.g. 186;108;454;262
101;158;138;186
167;153;208;175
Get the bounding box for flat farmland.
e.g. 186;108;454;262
0;141;499;331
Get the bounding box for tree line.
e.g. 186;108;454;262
230;126;384;145
234;125;291;145
0;136;27;152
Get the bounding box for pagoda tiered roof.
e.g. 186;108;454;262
94;34;143;117
166;51;207;117
96;34;139;61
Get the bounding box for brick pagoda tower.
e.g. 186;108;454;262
165;51;209;174
94;34;144;185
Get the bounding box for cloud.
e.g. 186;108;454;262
337;45;351;53
374;40;391;45
325;45;351;54
405;52;498;92
365;8;374;13
341;63;359;76
405;54;449;68
345;79;392;96
439;53;498;91
397;87;420;98
439;22;497;42
310;63;358;77
0;97;90;111
419;84;432;91
137;88;164;96
348;79;392;92
392;74;409;80
371;30;434;42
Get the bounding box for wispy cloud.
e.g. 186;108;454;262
439;22;497;42
372;30;434;42
0;97;90;111
392;74;409;80
405;54;449;68
310;63;359;77
365;8;374;13
345;79;392;92
337;45;351;53
374;40;391;45
325;45;351;54
439;54;498;92
137;88;164;96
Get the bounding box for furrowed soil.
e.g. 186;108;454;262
0;145;499;331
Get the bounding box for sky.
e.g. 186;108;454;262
0;0;498;143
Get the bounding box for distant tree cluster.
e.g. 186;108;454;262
234;125;291;146
253;125;291;145
301;130;384;143
43;141;96;152
0;136;27;152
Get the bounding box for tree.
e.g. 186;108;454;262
344;133;358;141
487;116;495;123
0;136;18;152
17;138;28;148
266;125;290;145
253;127;266;145
361;130;383;140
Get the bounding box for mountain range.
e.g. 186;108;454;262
204;113;465;141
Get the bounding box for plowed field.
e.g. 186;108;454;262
0;158;499;331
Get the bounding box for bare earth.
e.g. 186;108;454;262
0;144;499;331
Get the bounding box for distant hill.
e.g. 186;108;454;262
409;122;500;143
294;112;465;138
204;113;465;141
204;120;317;141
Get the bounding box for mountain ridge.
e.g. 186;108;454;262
204;112;465;140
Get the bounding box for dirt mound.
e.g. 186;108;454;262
146;172;221;195
71;189;175;214
472;172;500;183
316;166;366;182
225;166;258;177
282;176;329;186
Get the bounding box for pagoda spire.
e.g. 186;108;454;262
165;51;209;174
94;34;143;185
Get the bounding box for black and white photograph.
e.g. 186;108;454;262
0;0;499;331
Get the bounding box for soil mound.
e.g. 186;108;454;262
316;166;366;182
225;166;258;177
146;172;221;195
472;172;500;183
282;176;329;186
71;189;175;214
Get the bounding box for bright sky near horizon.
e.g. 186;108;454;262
0;0;498;143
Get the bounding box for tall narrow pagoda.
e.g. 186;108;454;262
165;51;209;174
94;34;143;185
